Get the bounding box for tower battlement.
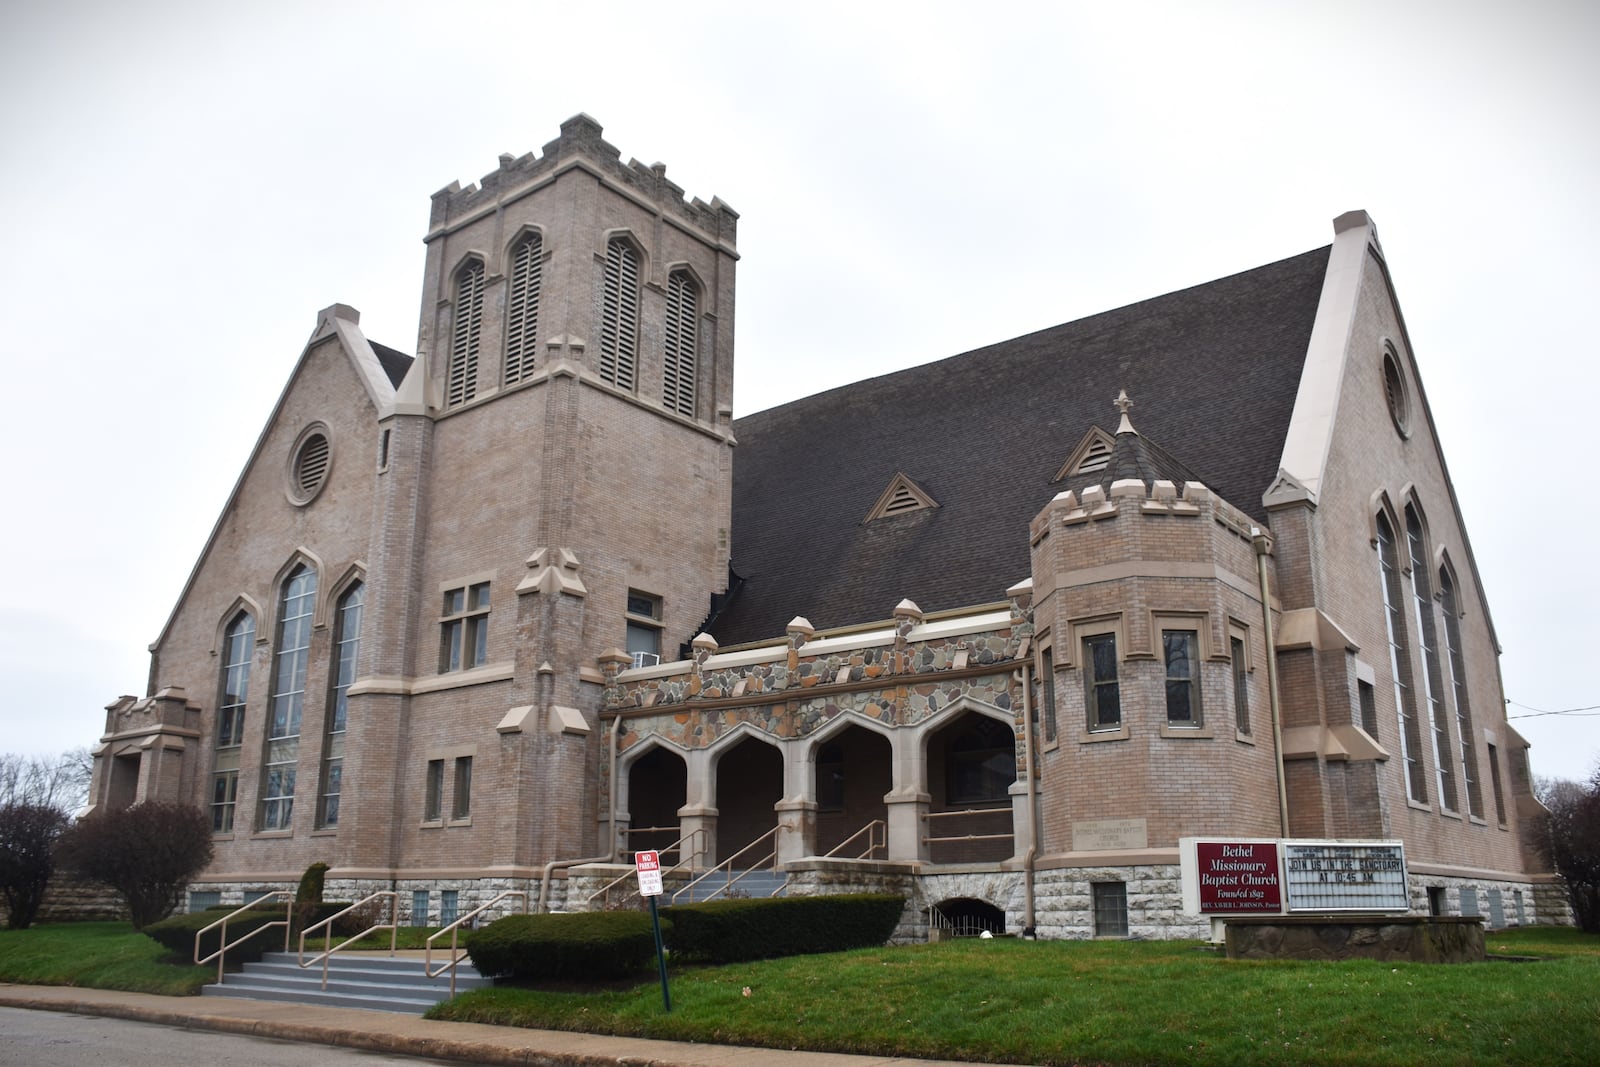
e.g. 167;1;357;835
428;114;738;244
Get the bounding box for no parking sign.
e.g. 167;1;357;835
635;850;664;897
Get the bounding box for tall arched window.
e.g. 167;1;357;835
1406;505;1456;811
1377;512;1426;802
598;237;640;390
211;611;254;833
261;565;316;831
504;234;542;385
1439;567;1483;818
662;269;698;416
447;259;485;407
318;581;363;828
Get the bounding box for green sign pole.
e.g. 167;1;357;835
648;895;672;1012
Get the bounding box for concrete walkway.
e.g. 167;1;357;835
0;983;984;1067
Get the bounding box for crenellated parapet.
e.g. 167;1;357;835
428;113;739;244
598;599;1031;753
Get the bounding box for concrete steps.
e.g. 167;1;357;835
202;951;489;1013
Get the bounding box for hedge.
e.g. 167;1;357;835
144;906;289;967
465;911;663;982
662;893;905;962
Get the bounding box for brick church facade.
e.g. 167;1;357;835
88;116;1561;936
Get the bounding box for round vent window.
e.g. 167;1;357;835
1382;349;1410;438
288;425;332;505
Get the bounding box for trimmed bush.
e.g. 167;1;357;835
465;911;662;982
144;906;287;967
662;893;904;963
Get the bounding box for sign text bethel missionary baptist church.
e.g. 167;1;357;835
1195;841;1282;912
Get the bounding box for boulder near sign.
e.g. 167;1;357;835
1196;841;1282;913
635;850;663;897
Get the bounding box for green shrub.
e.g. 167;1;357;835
465;911;662;982
293;862;329;935
662;893;904;963
144;907;288;967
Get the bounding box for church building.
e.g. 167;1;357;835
88;116;1561;937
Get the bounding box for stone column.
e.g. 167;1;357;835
679;747;716;867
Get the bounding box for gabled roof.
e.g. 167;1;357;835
714;245;1331;646
371;341;414;389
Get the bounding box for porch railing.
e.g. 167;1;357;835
297;890;398;990
425;889;527;997
194;891;293;984
587;828;706;909
921;807;1014;849
672;826;783;904
821;818;887;861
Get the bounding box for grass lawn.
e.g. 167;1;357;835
429;927;1600;1067
0;921;214;995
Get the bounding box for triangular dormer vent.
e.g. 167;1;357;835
1053;426;1117;482
865;472;939;522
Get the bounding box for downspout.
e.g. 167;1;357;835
537;710;622;913
1019;661;1038;936
1253;528;1290;836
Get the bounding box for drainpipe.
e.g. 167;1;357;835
1252;528;1290;837
537;710;623;913
1019;661;1038;936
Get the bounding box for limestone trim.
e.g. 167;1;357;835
346;662;515;697
1033;848;1180;870
1274;608;1360;653
1053;559;1262;603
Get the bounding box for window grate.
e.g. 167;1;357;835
663;270;697;416
448;261;485;407
599;239;639;391
504;234;542;384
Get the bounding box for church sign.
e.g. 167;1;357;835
1283;841;1408;912
1194;841;1282;913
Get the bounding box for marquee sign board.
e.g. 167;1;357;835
1283;841;1408;912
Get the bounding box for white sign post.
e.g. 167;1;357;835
634;850;671;1011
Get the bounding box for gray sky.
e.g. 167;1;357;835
3;0;1596;782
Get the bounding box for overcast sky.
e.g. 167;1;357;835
2;0;1596;783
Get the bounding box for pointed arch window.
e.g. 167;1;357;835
260;565;316;831
211;611;254;833
1377;512;1426;802
318;580;363;828
1439;567;1483;818
663;269;698;416
504;233;542;386
599;237;640;391
1406;505;1456;812
447;259;485;407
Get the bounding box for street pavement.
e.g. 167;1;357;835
0;983;989;1067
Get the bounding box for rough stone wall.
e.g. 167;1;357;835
0;875;126;925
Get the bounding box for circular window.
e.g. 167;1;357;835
288;425;332;505
1381;349;1410;438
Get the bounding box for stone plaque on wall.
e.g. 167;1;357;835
1073;817;1148;851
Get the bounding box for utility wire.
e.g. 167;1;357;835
1505;699;1600;720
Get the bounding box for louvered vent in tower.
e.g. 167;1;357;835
1053;426;1118;482
447;260;485;407
504;233;542;385
663;270;698;417
599;237;640;391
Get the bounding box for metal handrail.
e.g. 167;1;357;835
672;827;783;904
424;890;527;997
822;819;887;860
587;828;706;908
296;890;398;990
194;891;293;984
921;807;1015;846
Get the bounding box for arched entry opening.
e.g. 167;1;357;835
626;746;686;859
814;724;892;858
931;896;1006;937
927;712;1017;864
109;752;141;810
714;736;783;864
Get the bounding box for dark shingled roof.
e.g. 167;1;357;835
713;246;1331;647
371;341;414;389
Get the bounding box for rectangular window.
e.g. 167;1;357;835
1092;881;1129;937
258;757;295;831
210;770;238;833
1487;743;1507;825
440;889;459;927
319;582;362;829
1038;646;1058;744
440;582;491;672
1460;887;1479;917
1406;508;1456;811
1513;890;1526;925
1358;680;1378;737
1083;633;1121;731
189;890;221;913
411;890;429;927
424;759;444;822
1230;635;1250;734
625;590;663;668
1487;888;1505;929
1377;514;1427;802
1427;886;1446;916
451;756;473;821
1163;629;1201;726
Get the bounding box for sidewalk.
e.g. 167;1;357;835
0;983;980;1067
